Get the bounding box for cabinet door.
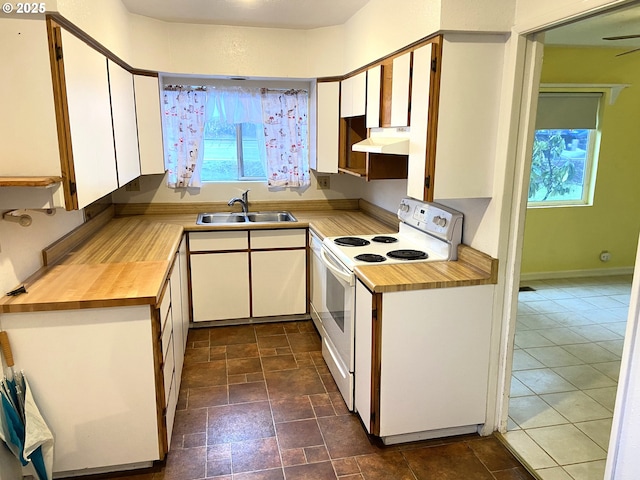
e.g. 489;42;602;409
59;29;117;209
252;250;306;317
390;52;411;127
366;66;382;128
191;252;250;321
407;43;433;200
0;18;60;177
134;75;166;175
340;72;366;118
354;280;374;433
108;60;141;187
314;81;339;173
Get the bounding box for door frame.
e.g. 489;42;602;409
494;0;640;476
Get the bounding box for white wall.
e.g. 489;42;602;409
0;210;84;295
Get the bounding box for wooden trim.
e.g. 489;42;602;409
425;36;443;201
150;304;168;458
370;292;383;436
0;176;62;187
47;17;77;210
380;59;393;127
42;205;115;266
114;199;361;216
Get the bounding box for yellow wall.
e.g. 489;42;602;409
521;46;640;275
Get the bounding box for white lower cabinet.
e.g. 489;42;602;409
252;249;306;317
0;237;189;475
354;279;494;444
189;228;307;322
191;251;251;321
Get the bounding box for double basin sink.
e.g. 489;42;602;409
196;211;297;225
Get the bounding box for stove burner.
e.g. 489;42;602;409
371;236;398;244
386;249;429;260
354;253;387;263
333;237;370;247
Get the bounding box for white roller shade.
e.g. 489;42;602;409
536;93;602;129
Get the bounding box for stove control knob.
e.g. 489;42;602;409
400;203;410;213
433;216;447;227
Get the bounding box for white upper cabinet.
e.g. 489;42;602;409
108;60;141;187
366;65;382;129
134;75;166;175
407;44;433;201
60;29;118;209
390;52;411;128
340;71;366;118
312;81;339;173
432;34;504;200
0;18;60;177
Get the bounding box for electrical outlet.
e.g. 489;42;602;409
125;178;141;192
317;176;330;190
600;250;611;262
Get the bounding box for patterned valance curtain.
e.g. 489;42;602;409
162;84;309;189
162;87;208;188
260;89;310;189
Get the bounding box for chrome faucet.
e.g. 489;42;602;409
228;189;250;214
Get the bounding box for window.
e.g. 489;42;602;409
203;121;265;181
162;80;310;189
528;92;602;207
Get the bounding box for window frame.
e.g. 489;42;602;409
527;88;605;209
161;76;311;184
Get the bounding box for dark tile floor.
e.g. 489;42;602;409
76;321;535;480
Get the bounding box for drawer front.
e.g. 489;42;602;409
159;280;171;325
251;229;307;249
189;230;249;251
161;306;172;356
163;333;175;404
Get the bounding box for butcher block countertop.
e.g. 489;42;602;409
0;216;183;313
0;200;497;313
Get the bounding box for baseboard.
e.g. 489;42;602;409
520;267;635;282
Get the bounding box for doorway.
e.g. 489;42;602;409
500;5;640;480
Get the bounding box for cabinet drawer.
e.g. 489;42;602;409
189;230;248;251
165;372;178;450
250;229;306;249
159;281;171;328
161;306;172;356
163;333;175;404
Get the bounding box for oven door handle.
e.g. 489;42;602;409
320;247;355;285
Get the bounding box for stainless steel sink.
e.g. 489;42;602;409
196;211;297;225
196;213;246;224
246;211;297;223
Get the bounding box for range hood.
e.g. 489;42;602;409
352;127;410;155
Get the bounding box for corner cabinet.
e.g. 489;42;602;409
354;279;495;444
0;16;164;210
189;228;308;322
0;237;189;475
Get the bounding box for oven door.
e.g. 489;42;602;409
320;245;355;410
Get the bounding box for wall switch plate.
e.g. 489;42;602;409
317;176;330;189
125;178;141;191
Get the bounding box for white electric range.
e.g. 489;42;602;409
316;197;463;410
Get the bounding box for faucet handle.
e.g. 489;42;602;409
242;189;250;201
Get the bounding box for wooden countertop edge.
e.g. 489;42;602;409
355;244;498;293
0;297;157;314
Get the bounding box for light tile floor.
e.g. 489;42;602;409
504;275;632;480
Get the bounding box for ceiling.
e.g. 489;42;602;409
120;0;370;29
120;0;640;49
545;3;640;49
